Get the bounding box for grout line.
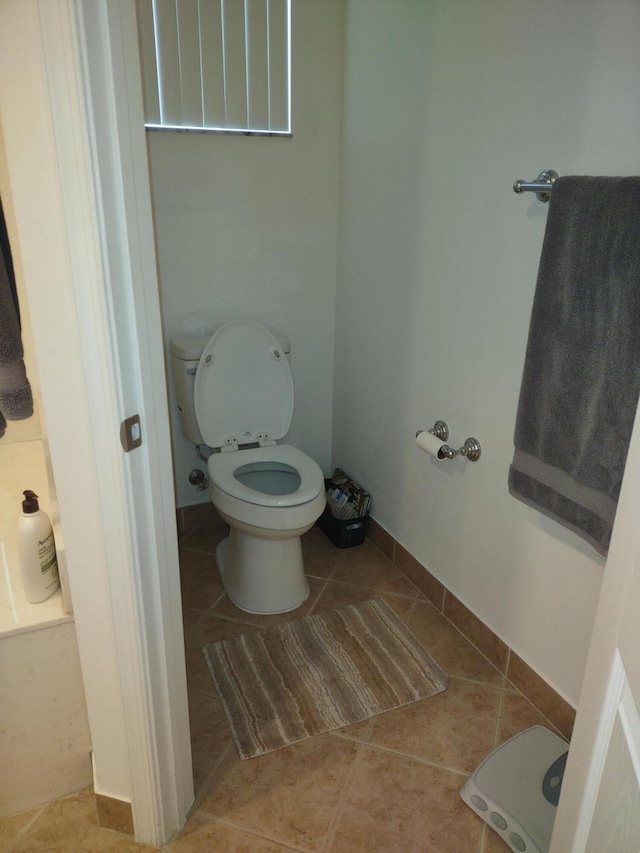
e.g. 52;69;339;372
319;739;368;853
365;743;472;778
501;678;568;741
328;731;472;779
188;686;222;701
3;801;49;852
306;568;338;581
191;814;311;852
435;606;506;680
197;610;267;630
334;547;348;569
405;594;418;622
306;577;331;615
184;593;228;626
449;672;506;692
179;545;220;556
312;574;421;600
189;741;234;813
492;684;507;749
409;595;506;686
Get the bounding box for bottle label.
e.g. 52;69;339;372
38;531;59;581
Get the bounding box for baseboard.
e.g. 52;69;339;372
367;516;575;741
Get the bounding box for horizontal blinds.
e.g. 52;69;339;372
136;0;291;134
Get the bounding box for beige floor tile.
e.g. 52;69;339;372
329;745;481;853
6;790;150;852
181;503;223;529
480;822;512;852
498;690;567;746
408;600;504;687
18;534;519;852
365;678;501;774
506;652;575;740
301;527;344;578
0;805;43;849
444;594;509;674
331;717;376;743
395;543;446;609
198;733;359;851
188;692;235;794
311;578;415;622
179;548;226;612
331;542;421;598
168;812;304;852
181;523;229;555
210;576;326;629
366;519;395;563
182;605;205;626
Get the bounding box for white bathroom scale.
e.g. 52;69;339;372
460;726;569;853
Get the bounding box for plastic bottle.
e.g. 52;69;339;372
17;490;60;603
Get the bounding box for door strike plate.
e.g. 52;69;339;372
120;414;142;452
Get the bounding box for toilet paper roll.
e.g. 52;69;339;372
416;430;446;459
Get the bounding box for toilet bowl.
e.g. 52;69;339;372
209;444;326;613
171;320;326;614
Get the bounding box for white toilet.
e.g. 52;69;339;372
170;320;326;615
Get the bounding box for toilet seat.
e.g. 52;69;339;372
208;444;324;508
194;320;294;449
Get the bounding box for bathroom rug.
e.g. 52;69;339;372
204;597;448;760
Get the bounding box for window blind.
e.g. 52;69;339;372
137;0;291;135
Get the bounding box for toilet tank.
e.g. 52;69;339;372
170;330;291;447
170;335;211;446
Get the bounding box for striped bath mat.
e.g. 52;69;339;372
204;597;448;759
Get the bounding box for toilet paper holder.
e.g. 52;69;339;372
416;420;481;462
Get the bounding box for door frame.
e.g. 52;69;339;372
0;0;193;844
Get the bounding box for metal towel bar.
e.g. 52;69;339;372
513;169;559;202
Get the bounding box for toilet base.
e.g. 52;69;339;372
216;530;310;615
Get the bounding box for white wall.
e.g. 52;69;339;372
334;0;640;706
147;0;344;507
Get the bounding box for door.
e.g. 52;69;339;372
550;402;640;851
0;0;193;844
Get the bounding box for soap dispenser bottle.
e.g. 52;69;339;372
17;490;60;603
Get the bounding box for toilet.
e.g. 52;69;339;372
170;320;326;615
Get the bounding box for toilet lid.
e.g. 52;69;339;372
194;320;294;449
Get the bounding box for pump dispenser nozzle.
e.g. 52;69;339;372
22;490;40;514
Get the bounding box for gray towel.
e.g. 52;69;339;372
0;198;33;428
509;176;640;556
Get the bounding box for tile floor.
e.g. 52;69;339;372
1;523;563;852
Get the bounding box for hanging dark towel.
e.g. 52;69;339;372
0;196;33;436
508;176;640;556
